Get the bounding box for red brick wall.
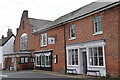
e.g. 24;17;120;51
34;26;65;73
65;6;119;75
14;15;35;52
118;5;120;74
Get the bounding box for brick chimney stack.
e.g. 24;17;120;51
7;29;13;37
22;10;28;18
1;35;4;39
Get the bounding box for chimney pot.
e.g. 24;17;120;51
2;35;4;39
22;10;28;18
7;29;13;37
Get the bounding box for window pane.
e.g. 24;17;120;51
68;50;72;65
30;57;34;63
99;57;103;66
70;24;76;38
98;47;103;57
37;56;40;65
41;56;45;66
21;57;24;63
46;56;50;66
89;57;93;65
72;50;74;65
25;57;28;63
94;16;102;32
94;57;98;66
89;48;92;57
93;47;97;57
75;49;78;65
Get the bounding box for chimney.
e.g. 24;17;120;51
22;10;28;18
7;29;13;37
1;35;4;39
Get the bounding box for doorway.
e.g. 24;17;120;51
82;51;87;74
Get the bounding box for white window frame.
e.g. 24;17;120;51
69;24;76;40
36;56;40;67
67;49;78;66
35;53;51;67
88;46;104;67
41;33;47;47
93;16;103;35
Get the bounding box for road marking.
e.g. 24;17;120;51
0;75;7;78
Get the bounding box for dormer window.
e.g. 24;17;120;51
20;33;28;50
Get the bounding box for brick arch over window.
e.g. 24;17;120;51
20;33;28;50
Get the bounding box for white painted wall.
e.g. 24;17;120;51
3;36;15;54
0;47;3;69
1;36;15;69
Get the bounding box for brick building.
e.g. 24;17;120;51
7;0;120;77
13;10;52;70
33;1;120;76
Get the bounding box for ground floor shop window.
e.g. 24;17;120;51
36;54;51;67
68;49;78;65
89;46;104;66
30;57;34;63
20;57;28;63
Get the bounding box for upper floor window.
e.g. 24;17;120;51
93;16;103;35
20;33;28;50
41;33;47;47
70;24;76;40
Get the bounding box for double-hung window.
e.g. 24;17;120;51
70;24;76;39
41;33;47;47
93;16;103;34
68;49;78;65
89;46;104;66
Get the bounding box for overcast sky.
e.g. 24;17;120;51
0;0;100;38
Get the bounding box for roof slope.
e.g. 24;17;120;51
0;34;15;46
28;18;52;31
34;1;120;33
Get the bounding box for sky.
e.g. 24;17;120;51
0;0;109;38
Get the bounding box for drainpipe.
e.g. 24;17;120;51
63;24;67;74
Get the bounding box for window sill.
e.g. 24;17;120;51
41;45;47;48
93;31;103;36
88;65;105;68
69;37;76;40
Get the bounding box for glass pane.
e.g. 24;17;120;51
89;48;92;57
41;56;45;66
93;47;97;57
99;57;103;66
94;57;98;66
68;50;72;65
89;57;93;66
37;56;40;65
46;56;50;66
75;49;78;65
98;47;103;57
21;57;24;63
72;49;74;65
25;57;28;63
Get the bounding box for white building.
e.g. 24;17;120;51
0;29;15;69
